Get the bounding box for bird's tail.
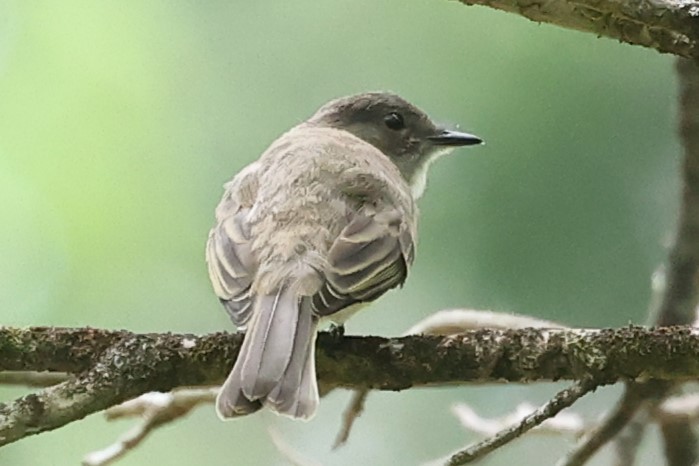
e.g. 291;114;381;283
216;283;319;420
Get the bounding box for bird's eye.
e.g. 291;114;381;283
384;112;405;131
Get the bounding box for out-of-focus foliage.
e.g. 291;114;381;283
0;1;675;465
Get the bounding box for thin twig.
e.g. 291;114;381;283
82;387;218;466
429;384;699;466
556;383;657;466
333;388;369;449
451;402;586;437
404;309;566;335
442;378;599;466
657;392;699;421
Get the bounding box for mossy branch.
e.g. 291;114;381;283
1;325;699;448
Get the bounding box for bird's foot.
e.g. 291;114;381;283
329;323;345;339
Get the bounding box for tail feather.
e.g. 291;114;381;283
288;331;319;419
216;283;320;420
266;300;319;419
240;287;299;399
215;338;263;418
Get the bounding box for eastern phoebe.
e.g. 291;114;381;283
207;92;482;420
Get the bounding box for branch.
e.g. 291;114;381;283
643;56;699;466
334;309;567;447
3;326;699;448
5;327;699;445
656;58;699;327
611;407;650;465
83;387;219;466
560;55;699;466
442;379;598;465
333;388;369;449
0;330;232;448
456;0;699;58
442;383;699;466
556;382;656;466
451;402;587;437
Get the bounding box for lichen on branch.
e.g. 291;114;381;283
1;325;699;448
457;0;699;57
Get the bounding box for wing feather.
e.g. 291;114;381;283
310;209;414;317
206;167;259;326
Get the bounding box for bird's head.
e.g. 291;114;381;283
307;92;483;198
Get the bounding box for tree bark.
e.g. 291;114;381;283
456;0;699;57
2;325;699;447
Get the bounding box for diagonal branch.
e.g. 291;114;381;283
556;382;658;466
456;0;699;58
443;378;599;465
0;333;220;447
82;387;219;466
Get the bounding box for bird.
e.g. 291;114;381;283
206;92;482;420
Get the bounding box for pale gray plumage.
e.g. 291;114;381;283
207;92;482;420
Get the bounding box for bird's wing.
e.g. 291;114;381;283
206;164;259;326
310;208;415;317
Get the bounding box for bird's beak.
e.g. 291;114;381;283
428;129;483;147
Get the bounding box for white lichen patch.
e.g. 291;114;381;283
181;338;197;349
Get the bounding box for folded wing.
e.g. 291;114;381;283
206;166;259;327
311;208;415;317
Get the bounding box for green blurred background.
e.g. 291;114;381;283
0;1;677;465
